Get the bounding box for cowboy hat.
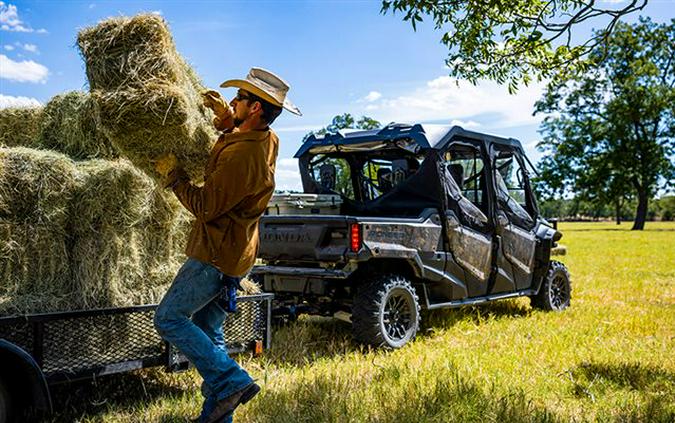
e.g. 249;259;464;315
220;67;301;116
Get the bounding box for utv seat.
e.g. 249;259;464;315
319;164;336;191
448;164;464;190
377;168;393;193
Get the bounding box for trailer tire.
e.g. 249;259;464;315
0;376;12;423
530;261;571;311
352;274;420;349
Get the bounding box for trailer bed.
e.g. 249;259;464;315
0;294;273;384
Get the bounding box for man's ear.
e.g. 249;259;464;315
251;101;263;115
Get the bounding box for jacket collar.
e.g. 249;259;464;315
221;128;272;146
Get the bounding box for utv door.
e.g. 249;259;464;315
441;143;494;298
491;145;539;291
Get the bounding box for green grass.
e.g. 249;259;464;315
47;222;674;422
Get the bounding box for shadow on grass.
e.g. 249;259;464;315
421;298;532;333
265;316;358;367
264;299;533;368
568;361;675;394
46;368;192;422
566;361;675;422
245;367;561;422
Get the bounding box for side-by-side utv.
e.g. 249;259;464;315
252;123;570;348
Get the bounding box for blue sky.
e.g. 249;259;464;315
1;0;673;190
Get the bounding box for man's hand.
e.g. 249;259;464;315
202;90;234;131
154;153;178;178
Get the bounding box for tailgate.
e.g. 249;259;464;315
258;215;353;262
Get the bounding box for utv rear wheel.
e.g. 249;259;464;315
352;274;420;348
531;261;571;311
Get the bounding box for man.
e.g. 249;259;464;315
153;68;301;423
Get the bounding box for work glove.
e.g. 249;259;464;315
154;153;185;188
202;90;234;132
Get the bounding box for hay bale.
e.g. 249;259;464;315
0;107;43;148
37;91;116;160
0;223;76;315
71;159;191;308
0;147;79;226
77;14;182;91
551;244;568;256
0;148;194;315
78;14;216;181
142;191;192;294
0;148;80;315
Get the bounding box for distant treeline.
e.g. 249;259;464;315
539;196;675;223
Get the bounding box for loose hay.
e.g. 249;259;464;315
78;14;216;181
0;107;43;149
38;91;117;160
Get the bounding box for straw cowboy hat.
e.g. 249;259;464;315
221;67;302;116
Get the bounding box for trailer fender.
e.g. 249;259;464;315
0;339;51;417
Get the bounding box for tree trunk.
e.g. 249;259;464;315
615;201;622;225
632;189;648;230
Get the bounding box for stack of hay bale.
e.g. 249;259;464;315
0;14;258;316
77;14;216;182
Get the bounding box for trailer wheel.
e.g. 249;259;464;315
0;376;12;423
531;261;571;311
352;274;420;349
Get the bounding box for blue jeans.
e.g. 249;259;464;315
154;258;253;422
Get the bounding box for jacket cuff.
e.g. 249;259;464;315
164;167;189;189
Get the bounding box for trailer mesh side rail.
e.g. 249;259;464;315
0;294;272;383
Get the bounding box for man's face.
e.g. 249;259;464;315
230;90;257;127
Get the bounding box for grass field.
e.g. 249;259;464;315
48;222;674;422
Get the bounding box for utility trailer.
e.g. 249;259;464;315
0;293;273;422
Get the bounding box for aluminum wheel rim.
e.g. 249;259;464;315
382;288;414;342
549;275;570;309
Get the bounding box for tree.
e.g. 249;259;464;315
303;113;381;142
381;0;647;91
303;113;382;197
535;18;674;230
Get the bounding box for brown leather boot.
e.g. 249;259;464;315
204;382;261;423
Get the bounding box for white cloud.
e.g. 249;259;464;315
361;91;382;102
275;157;302;192
274;124;323;133
3;44;13;51
22;43;37;53
36;28;47;34
88;3;95;9
450;119;480;128
0;2;34;32
0;93;41;108
0;54;48;83
151;10;163;16
357;76;545;129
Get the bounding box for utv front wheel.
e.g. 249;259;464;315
531;261;571;311
352;274;420;348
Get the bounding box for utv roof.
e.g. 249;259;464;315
294;123;524;158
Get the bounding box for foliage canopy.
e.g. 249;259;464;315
534;17;674;230
382;0;648;91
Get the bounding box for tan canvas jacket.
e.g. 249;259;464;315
171;129;279;277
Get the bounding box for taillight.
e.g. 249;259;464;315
350;223;362;252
